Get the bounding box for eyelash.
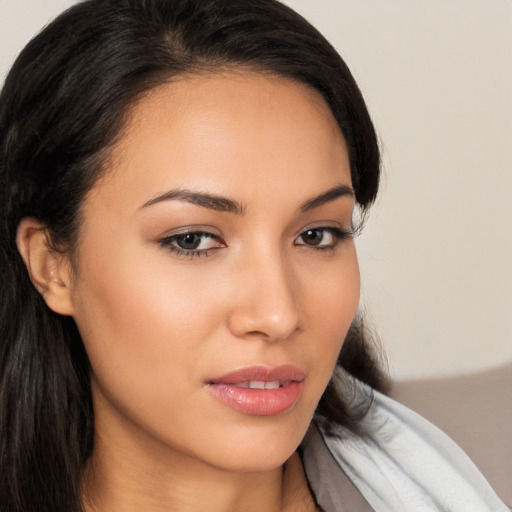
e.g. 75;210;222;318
159;226;353;259
159;231;223;259
295;226;352;253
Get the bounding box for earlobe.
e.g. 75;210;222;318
16;217;75;316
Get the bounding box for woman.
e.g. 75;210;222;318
0;1;508;511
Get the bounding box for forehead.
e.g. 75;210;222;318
89;72;350;212
126;71;338;130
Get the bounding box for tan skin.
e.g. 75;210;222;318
17;73;358;511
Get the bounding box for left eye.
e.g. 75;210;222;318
295;227;345;248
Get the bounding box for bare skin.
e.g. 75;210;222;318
18;73;355;511
282;453;320;511
83;443;318;512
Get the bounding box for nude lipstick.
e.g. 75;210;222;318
206;365;305;416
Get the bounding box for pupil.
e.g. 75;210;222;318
304;229;322;245
177;233;201;250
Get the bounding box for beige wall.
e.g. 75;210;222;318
2;0;511;380
286;0;512;380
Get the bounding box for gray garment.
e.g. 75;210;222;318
301;424;373;512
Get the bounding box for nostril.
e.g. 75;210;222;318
226;304;300;342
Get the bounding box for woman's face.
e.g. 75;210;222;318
69;73;359;473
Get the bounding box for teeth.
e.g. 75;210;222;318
232;380;281;389
249;380;266;389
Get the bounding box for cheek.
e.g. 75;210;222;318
70;239;226;404
297;247;360;397
70;246;236;456
305;247;360;338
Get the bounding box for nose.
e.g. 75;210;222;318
226;253;301;342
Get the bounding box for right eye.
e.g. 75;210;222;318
159;231;225;258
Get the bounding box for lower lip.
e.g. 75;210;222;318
207;381;303;416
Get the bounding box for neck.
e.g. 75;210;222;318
83;441;284;512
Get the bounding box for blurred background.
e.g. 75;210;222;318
1;0;511;381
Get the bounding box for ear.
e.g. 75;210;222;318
16;218;75;316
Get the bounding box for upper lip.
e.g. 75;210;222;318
208;364;306;385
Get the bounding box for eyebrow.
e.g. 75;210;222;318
141;189;246;215
300;184;354;212
140;183;354;214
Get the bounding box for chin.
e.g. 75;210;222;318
210;446;295;473
196;415;311;473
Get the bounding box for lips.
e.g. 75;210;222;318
206;365;305;416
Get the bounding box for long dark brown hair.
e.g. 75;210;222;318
0;1;386;510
